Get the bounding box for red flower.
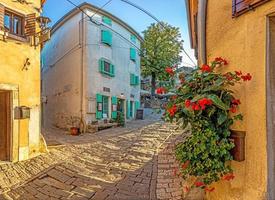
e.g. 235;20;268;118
156;87;166;94
185;99;191;108
241;73;252;81
224;73;233;81
194;181;205;187
192;103;200;111
165;67;175;76
205;187;215;192
229;105;237;113
167;105;177;117
222;173;235;181
215;57;228;65
235;71;242;76
231;99;241;105
181;160;190;170
198;98;213;110
201;64;212;73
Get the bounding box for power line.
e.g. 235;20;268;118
90;0;114;19
119;0;197;66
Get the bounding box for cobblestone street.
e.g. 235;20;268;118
0;120;188;200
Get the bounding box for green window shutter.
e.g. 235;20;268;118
130;34;137;43
96;94;103;119
99;59;104;73
135;101;140;111
102;16;112;26
126;100;131;119
130;48;136;61
135;75;139;85
130;74;135;85
110;64;115;77
101;30;112;46
111;96;117;119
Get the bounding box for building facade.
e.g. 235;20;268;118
186;0;275;199
0;0;44;162
42;3;142;131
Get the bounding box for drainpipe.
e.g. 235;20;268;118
197;0;207;65
79;12;86;133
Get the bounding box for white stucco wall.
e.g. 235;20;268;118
42;12;83;129
42;7;141;129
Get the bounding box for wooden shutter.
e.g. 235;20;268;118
25;13;36;36
131;34;136;43
102;16;112;26
110;64;115;77
233;0;270;17
130;48;136;61
96;94;103;119
126;100;130;119
0;4;4;31
99;59;104;73
111;96;117;119
135;75;139;85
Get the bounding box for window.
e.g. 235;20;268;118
102;96;109;118
101;30;112;46
232;0;270;17
130;48;137;62
102;16;112;26
130;101;134;118
99;59;115;77
130;74;139;86
4;11;24;36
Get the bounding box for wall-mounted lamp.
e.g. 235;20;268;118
22;58;31;71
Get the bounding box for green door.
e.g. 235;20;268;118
102;96;109;118
111;96;117;119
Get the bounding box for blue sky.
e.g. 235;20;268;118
43;0;196;67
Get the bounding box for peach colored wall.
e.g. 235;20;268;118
204;1;275;199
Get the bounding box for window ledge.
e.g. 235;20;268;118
6;33;29;43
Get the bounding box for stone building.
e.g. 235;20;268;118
186;0;275;199
41;2;142;131
0;0;47;162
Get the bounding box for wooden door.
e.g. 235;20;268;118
0;91;10;161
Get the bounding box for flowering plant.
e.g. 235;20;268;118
161;57;251;190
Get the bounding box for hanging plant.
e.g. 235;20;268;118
160;57;252;191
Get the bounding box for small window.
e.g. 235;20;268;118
130;74;139;86
99;59;115;77
102;16;112;26
232;0;270;17
4;10;24;36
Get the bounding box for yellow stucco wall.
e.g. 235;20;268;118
0;0;41;161
205;1;275;200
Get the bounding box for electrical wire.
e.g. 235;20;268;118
119;0;197;66
90;0;114;19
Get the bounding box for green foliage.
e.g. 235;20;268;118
141;22;183;94
163;58;252;187
116;111;125;127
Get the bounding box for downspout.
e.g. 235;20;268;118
185;0;193;50
80;12;86;133
197;0;207;65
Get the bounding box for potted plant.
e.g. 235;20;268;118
70;116;80;136
161;57;252;192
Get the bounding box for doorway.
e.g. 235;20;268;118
267;15;275;200
0;90;11;161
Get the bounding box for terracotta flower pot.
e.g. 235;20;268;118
70;127;79;136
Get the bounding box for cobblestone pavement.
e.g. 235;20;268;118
0;121;185;200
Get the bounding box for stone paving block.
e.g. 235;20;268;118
72;187;95;198
40;176;74;191
47;169;71;183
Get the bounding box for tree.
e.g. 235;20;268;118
141;22;183;96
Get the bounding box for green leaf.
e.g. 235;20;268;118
207;94;229;110
191;95;204;102
217;112;227;125
203;85;223;92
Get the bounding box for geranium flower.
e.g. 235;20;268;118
194;181;205;187
205;187;215;192
241;73;252;81
197;98;213;110
235;71;242;76
231;99;241;105
165;67;175;76
222;173;235;181
200;64;212;73
229;105;237;113
192;103;200;111
156;87;166;94
171;95;177;100
167;105;177;117
215;57;228;65
185;99;191;108
224;73;233;81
